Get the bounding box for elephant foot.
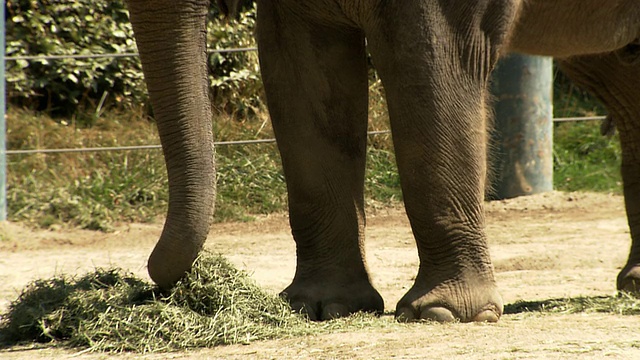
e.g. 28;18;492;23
395;275;503;323
617;263;640;293
281;277;384;321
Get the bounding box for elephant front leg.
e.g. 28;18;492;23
256;2;383;320
558;53;640;293
364;1;519;322
618;162;640;293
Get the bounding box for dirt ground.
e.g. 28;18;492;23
1;191;639;359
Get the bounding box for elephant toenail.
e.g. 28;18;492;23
420;307;456;322
472;309;500;323
322;303;350;320
395;307;416;322
291;302;317;321
621;279;639;293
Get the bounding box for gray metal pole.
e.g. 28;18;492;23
488;54;553;200
0;0;6;220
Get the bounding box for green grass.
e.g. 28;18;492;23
553;121;621;194
5;107;402;229
4;77;621;230
7;109;169;230
552;70;622;194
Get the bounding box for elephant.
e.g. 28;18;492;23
125;0;640;322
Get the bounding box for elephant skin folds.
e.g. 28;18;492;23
126;0;640;323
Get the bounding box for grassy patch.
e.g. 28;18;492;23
5;80;621;230
553;121;622;194
551;69;621;194
215;144;287;222
5;108;401;229
504;293;640;316
7;109;168;230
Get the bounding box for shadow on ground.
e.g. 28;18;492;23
504;293;640;315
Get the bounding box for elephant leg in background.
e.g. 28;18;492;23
127;0;216;289
364;1;520;322
256;2;384;320
559;51;640;293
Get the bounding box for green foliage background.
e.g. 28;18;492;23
6;0;261;122
3;1;622;230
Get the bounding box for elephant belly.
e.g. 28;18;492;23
509;0;640;57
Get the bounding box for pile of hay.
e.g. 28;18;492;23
0;252;310;352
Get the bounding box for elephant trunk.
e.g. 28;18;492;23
127;0;215;289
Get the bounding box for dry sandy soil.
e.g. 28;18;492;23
1;191;639;359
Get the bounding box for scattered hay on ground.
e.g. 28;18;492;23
0;252;312;352
6;249;636;353
505;292;640;315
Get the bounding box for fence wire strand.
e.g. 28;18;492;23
3;46;607;156
4;116;608;155
5;47;258;61
552;116;606;122
6;138;276;155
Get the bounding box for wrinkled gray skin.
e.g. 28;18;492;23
125;0;640;322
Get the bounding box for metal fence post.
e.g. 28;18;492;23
488;54;553;200
0;0;6;220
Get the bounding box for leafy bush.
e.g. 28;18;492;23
6;0;262;122
6;0;144;119
207;3;263;118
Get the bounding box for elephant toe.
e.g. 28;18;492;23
290;301;319;321
617;264;640;293
395;277;503;323
396;305;457;322
396;304;500;323
283;279;384;321
420;306;456;322
472;308;501;323
322;303;351;320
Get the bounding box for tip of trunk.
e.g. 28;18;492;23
147;233;205;290
148;250;193;290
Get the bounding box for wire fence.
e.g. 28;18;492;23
4;119;607;156
3;48;607;156
5;47;258;61
552;116;607;122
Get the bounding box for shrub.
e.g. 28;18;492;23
6;0;262;122
207;3;263;118
6;0;144;119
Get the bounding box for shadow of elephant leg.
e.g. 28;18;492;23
255;1;383;320
559;52;640;294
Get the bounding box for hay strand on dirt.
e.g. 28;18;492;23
0;252;310;352
505;292;640;315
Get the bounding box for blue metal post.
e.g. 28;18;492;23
0;0;6;220
488;54;553;200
